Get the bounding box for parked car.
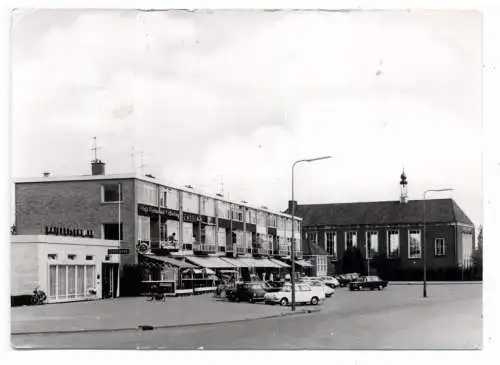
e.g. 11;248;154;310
309;280;335;297
227;282;268;302
349;275;388;291
334;275;349;287
263;281;284;293
318;276;340;288
264;283;325;306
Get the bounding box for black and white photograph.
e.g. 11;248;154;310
6;2;493;353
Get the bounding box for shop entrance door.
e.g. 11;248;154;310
102;263;119;299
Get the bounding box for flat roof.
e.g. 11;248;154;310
11;234;120;247
14;173;301;220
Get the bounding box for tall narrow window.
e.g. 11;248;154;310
387;230;400;258
345;231;358;249
366;231;379;258
49;265;57;298
85;265;96;294
67;265;76;298
325;231;337;258
408;230;422;259
307;231;318;246
57;265;67;298
77;265;85;297
435;238;446;257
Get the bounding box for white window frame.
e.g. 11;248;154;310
101;184;122;203
324;231;337;258
345;231;358;249
307;231;318;246
434;238;446;257
386;230;400;258
365;231;379;259
316;256;327;276
408;230;422;259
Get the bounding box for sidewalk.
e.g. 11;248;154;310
389;281;482;285
11;294;319;335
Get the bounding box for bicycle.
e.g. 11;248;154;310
30;288;47;305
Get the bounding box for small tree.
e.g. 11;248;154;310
471;225;483;280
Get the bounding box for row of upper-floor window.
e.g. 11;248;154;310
304;230;471;260
101;182;300;229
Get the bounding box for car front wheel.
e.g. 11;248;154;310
378;285;384;290
310;296;319;305
280;298;289;306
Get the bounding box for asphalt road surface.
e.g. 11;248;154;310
12;284;482;350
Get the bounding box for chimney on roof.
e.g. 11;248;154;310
42;172;50;177
399;170;408;204
90;137;105;175
91;160;105;176
288;200;298;213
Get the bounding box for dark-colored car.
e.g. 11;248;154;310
227;282;268;303
263;281;284;293
349;275;388;291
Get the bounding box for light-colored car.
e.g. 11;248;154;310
319;276;340;288
264;283;325;306
309;280;335;297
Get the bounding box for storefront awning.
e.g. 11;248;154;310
294;259;313;268
139;254;197;269
269;258;291;268
185;256;235;269
240;258;282;268
219;257;247;268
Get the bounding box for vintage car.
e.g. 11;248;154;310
226;282;268;303
318;276;340;288
309;280;336;297
264;283;325;306
348;275;388;291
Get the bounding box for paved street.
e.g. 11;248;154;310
11;284;482;350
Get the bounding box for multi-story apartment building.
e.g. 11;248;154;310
14;160;302;289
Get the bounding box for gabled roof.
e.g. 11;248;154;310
302;239;330;256
287;199;474;227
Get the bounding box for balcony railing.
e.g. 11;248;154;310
235;246;246;255
252;244;269;256
193;244;217;254
182;243;193;251
278;248;291;257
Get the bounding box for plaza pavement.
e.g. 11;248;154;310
11;293;316;335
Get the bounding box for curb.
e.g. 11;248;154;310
389;281;482;286
11;308;321;336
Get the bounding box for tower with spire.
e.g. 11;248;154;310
399;169;408;204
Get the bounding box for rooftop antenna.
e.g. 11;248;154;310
138;151;147;176
91;136;101;162
130;146;136;173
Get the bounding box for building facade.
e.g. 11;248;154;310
11;235;120;303
286;174;476;277
14;161;301;292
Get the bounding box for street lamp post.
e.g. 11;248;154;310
291;156;332;311
423;188;453;298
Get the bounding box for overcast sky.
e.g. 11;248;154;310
11;9;482;225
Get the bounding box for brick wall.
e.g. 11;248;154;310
15;179;137;266
304;223;461;272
